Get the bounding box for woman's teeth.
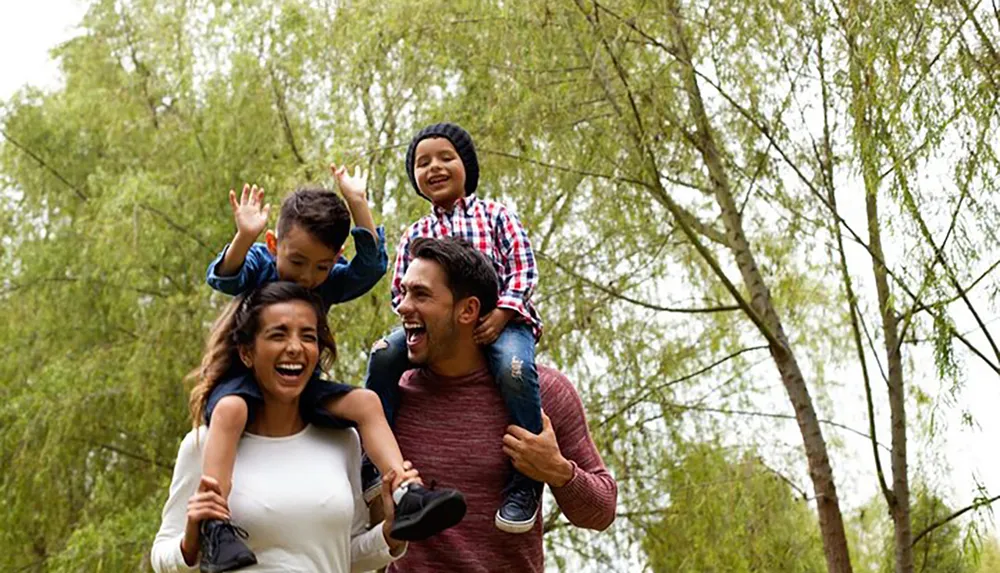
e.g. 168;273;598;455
275;363;304;376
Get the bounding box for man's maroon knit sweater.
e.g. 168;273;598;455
387;364;618;573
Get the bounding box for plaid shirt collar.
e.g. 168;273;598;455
432;195;477;218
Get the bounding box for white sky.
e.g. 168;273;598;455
2;0;998;553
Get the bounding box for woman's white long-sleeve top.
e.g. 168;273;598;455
150;424;402;573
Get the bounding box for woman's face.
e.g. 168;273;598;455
241;300;320;404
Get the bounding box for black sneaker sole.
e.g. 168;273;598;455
390;491;468;542
200;553;258;573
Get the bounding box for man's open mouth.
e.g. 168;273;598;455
403;321;427;347
427;174;449;186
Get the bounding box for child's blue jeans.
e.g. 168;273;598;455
364;322;541;436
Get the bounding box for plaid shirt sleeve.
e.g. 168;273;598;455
390;228;414;311
494;206;538;319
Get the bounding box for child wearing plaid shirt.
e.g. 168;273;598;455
364;123;545;534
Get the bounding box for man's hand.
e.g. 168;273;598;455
331;163;368;205
229;183;270;240
473;308;515;345
502;412;574;487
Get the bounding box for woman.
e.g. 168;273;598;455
151;282;412;572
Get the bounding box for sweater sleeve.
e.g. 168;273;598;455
346;430;405;572
542;370;618;531
150;430;204;573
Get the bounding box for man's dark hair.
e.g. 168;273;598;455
409;237;499;316
277;188;351;251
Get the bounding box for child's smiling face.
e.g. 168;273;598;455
268;223;341;290
413;137;467;209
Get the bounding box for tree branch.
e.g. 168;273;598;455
598;345;770;429
911;493;1000;546
137;202;215;254
538;251;739;314
0;128;89;201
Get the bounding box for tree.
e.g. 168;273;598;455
642;443;826;573
851;486;982;573
3;0;1000;571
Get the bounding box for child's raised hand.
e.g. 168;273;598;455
330;163;368;204
229;183;270;239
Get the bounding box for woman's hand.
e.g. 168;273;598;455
380;461;420;554
181;476;230;565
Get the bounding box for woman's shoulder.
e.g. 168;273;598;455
301;426;363;472
175;426;208;455
307;425;361;450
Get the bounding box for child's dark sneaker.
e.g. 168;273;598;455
361;456;382;504
494;484;539;534
199;519;257;573
389;483;467;541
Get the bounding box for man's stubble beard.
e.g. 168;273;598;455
425;308;460;367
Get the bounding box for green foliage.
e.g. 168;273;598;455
850;486;980;573
641;443;826;573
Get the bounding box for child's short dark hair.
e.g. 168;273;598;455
277;188;351;251
409;237;499;317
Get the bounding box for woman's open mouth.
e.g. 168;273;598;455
274;362;306;384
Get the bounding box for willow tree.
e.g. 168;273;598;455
4;0;999;571
0;0;450;569
643;443;826;572
383;1;1000;572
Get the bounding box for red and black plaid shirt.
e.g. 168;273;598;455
391;196;542;339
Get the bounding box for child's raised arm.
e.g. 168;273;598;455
331;163;377;239
215;183;270;277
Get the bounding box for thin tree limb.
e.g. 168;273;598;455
911;494;1000;546
0;129;89;201
538;251;740;314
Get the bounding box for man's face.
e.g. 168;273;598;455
270;224;340;290
397;258;462;365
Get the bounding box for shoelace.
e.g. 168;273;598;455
505;487;537;512
205;522;250;559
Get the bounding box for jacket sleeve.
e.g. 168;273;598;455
316;226;389;306
205;244;269;296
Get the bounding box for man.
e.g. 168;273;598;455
383;236;617;572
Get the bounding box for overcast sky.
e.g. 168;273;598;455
2;0;998;544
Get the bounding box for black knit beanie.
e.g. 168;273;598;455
405;122;479;200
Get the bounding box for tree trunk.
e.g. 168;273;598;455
843;7;914;572
665;2;854;571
